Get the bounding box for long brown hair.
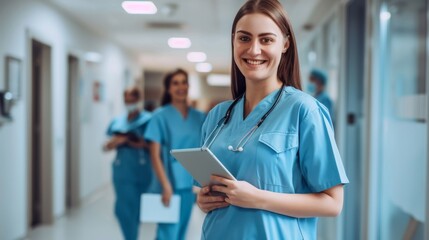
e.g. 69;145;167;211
161;68;188;106
230;0;302;99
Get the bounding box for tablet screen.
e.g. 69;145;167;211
170;148;236;187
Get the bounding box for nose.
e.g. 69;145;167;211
179;82;188;91
247;40;261;56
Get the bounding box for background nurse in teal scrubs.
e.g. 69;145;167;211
308;68;334;120
196;1;349;239
104;87;152;240
145;69;206;240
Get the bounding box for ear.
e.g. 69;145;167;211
282;37;290;53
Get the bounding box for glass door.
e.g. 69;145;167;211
375;0;427;239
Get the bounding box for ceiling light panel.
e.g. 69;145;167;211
168;37;191;49
187;52;207;62
85;52;103;62
196;62;212;73
122;1;157;14
207;74;230;86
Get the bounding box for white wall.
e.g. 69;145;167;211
0;1;140;239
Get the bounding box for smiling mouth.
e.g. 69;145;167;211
244;59;267;65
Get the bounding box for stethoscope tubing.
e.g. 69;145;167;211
202;85;285;151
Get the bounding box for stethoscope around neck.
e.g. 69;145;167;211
202;85;285;152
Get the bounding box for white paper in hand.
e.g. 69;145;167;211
140;193;181;223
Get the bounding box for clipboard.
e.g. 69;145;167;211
140;193;180;223
170;148;236;187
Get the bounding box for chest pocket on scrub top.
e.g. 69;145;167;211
256;132;299;191
258;132;298;155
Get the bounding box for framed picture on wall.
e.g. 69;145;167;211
5;56;22;101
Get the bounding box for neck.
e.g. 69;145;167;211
171;99;187;108
316;86;324;96
244;79;282;113
171;100;189;117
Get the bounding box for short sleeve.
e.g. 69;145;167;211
144;114;166;145
135;122;148;139
106;120;115;136
299;107;349;192
135;113;151;139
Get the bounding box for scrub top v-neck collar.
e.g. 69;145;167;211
169;104;191;121
238;88;280;125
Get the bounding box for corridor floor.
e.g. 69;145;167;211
25;185;205;240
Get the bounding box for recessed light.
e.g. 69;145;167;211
380;10;391;21
308;51;316;63
85;52;102;62
187;52;207;62
4;92;13;100
207;74;230;86
196;63;212;73
168;37;191;49
122;1;157;14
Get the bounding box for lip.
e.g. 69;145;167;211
242;58;267;68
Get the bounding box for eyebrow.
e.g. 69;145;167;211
236;30;277;37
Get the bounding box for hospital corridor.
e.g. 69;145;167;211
0;0;428;240
24;185;205;240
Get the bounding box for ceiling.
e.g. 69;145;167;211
42;0;327;73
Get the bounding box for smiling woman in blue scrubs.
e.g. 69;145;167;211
104;87;152;240
196;1;349;239
144;69;206;240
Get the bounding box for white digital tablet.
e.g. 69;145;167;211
170;148;236;187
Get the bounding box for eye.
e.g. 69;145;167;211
261;37;274;44
238;35;251;42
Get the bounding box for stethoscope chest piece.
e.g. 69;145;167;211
228;145;244;152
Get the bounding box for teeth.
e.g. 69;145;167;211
246;59;264;65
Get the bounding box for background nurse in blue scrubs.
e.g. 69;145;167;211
103;87;152;240
196;1;349;239
145;69;206;240
308;68;334;120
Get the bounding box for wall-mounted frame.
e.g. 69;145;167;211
5;56;22;102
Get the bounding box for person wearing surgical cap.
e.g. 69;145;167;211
308;69;334;120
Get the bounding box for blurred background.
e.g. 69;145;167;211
0;0;427;239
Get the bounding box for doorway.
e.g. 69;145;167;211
66;55;80;209
28;39;53;227
340;0;366;239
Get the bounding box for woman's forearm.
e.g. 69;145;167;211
127;140;149;149
254;185;344;218
149;143;171;190
104;137;124;151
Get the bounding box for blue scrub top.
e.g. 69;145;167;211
144;104;206;190
107;111;152;185
200;86;349;240
315;91;333;118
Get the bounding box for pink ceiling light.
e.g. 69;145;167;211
122;1;157;14
168;37;191;49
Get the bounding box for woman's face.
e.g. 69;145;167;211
168;73;189;103
123;91;140;113
233;13;288;84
